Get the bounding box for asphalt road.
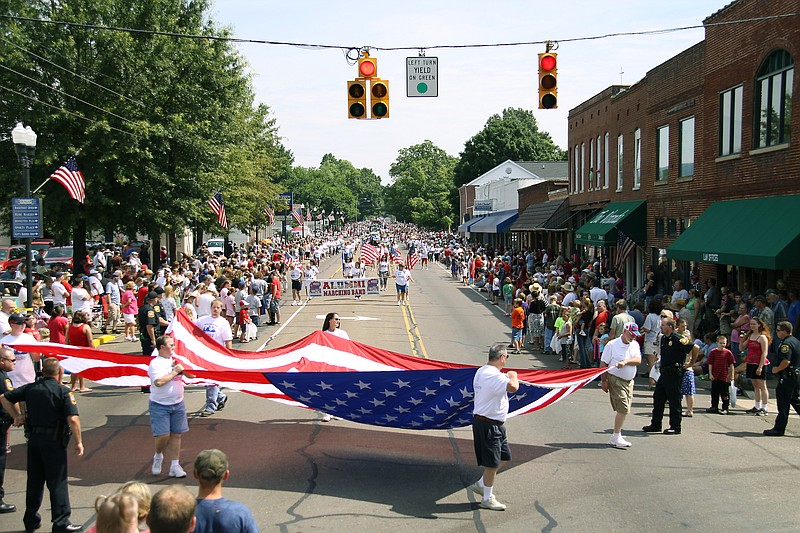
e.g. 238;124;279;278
1;255;798;532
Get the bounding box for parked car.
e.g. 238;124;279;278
42;245;74;270
206;238;225;256
0;279;23;309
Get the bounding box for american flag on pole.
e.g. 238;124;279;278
317;211;323;220
49;155;85;203
614;230;636;271
291;209;304;226
390;246;402;263
208;193;228;229
360;243;379;264
12;310;607;430
264;206;275;225
407;252;419;270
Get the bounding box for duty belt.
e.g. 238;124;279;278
28;426;58;436
474;414;504;425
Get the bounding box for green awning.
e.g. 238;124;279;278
667;195;800;269
574;200;646;246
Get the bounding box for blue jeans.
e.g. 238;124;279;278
205;385;226;412
544;327;555;352
577;333;591;368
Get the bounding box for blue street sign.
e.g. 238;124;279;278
276;191;293;215
11;197;42;239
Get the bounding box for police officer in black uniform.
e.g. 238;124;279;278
0;357;83;532
643;316;698;435
0;347;17;514
764;321;800;436
138;291;161;357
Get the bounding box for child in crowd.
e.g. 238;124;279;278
557;307;574;369
503;278;514;316
238;300;253;343
593;322;608;368
706;335;736;414
510;298;525;354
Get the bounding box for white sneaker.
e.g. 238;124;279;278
608;435;631;448
397;301;402;306
479;495;506;511
169;463;187;478
151;454;163;475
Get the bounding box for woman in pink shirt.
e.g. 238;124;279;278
120;281;138;342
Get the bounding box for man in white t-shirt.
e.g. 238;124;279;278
0;299;15;336
601;322;642;448
195;285;215;318
469;344;519;512
394;264;412;306
1;313;41;387
51;273;69;309
70;276;93;316
195;299;232;417
148;335;194;478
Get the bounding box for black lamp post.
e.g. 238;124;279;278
11;122;36;309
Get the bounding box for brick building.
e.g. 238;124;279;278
567;0;799;296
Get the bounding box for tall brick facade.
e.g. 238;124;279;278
566;0;799;294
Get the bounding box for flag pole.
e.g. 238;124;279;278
31;177;50;195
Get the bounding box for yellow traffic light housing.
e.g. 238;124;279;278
371;79;389;119
538;52;558;109
358;54;378;78
348;80;367;119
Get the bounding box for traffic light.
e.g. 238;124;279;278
348;80;367;119
371;79;389;119
358;54;378;78
538;52;558;109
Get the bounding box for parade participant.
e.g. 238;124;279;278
290;262;303;306
104;272;122;335
192;449;259;533
321;312;349;340
148;336;193;477
65;311;93;393
0;347;17;514
642;317;698;435
510;298;525;354
195;299;232;417
1;313;40;388
764;321;800;436
394;263;412;306
302;260;319;301
601;322;642;448
469;343;519;511
1;357;83;533
147;485;196;533
705;335;736;415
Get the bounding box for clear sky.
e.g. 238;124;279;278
209;0;723;183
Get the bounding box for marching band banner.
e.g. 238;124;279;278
308;278;380;297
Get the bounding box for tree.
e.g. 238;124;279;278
453;107;566;187
385;140;457;229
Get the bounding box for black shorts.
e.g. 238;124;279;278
291;280;302;291
472;417;511;468
746;363;767;380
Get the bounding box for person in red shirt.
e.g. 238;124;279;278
706;335;736;414
511;298;526;354
47;304;69;344
66;310;94;392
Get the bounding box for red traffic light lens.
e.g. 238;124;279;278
359;60;376;77
372;83;387;98
349;83;365;98
541;55;556;71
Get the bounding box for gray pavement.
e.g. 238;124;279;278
1;256;798;532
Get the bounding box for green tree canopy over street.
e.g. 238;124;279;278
453;107;566;188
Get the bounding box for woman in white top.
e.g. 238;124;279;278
642;299;664;390
321;312;349;340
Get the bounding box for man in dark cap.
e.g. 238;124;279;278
192;449;258;533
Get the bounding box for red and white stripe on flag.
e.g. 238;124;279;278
208;193;228;229
49;155;85;203
360;243;379;264
291;209;304;226
407;252;419;270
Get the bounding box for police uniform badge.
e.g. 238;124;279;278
4;378;12;390
68;392;77;405
147;310;155;319
780;344;790;354
680;337;689;345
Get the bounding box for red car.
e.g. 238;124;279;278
42;246;74;270
0;246;27;271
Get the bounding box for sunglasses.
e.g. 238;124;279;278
2;358;16;363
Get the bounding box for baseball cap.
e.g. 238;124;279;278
194;449;228;481
623;322;640;336
145;291;158;300
8;313;26;325
112;272;120;278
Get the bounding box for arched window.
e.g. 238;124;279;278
754;49;793;148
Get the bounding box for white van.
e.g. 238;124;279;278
206;238;225;256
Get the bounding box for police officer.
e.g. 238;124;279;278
643;316;698;435
0;347;17;513
763;321;800;436
138;292;162;357
0;357;83;532
152;287;168;335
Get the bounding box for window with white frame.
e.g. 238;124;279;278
596;135;602;189
616;134;623;191
633;128;641;189
656;125;669;181
604;133;609;189
589;138;595;190
755;49;793;149
679;117;695;177
719;85;742;156
580;142;585;192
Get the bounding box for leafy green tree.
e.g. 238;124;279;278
453;107;566;187
385;140;457;229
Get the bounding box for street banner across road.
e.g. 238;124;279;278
308;278;380;297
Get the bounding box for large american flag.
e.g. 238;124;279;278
407;252;419;270
360;243;379;264
12;310;606;430
49;155;85;203
208;193;228;229
614;230;636;271
291;209;305;226
390;246;402;263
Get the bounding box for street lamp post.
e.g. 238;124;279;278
11;122;36;309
